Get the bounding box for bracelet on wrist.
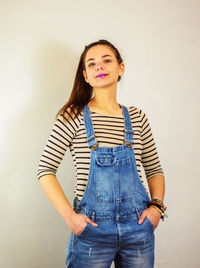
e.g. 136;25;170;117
151;205;162;215
149;198;168;221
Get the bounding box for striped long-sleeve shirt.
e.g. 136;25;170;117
37;105;164;201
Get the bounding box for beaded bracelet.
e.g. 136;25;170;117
152;205;163;215
151;202;165;213
151;198;163;205
150;199;167;210
151;205;168;221
149;198;168;221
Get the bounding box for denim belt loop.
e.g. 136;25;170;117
91;211;96;221
135;208;140;221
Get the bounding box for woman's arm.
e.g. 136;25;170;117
39;174;76;223
39;175;98;235
37;110;98;235
138;108;165;228
138;174;165;228
148;174;165;201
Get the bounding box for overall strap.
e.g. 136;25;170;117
83;103;134;150
83;104;98;150
121;105;134;147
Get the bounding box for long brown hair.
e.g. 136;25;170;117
56;39;123;121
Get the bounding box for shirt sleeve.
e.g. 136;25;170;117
37;109;81;180
139;109;164;180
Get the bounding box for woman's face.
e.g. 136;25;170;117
83;45;124;89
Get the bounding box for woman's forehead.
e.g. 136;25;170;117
85;45;115;60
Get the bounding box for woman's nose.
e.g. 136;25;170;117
95;63;105;71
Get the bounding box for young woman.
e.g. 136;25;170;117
37;39;166;268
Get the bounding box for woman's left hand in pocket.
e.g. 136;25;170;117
138;206;161;229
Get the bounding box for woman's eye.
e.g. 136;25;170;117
88;63;94;67
88;59;111;68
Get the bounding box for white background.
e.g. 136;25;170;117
0;0;200;267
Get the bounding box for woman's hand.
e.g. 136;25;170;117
66;212;98;236
138;206;161;229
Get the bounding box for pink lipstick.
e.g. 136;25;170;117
96;73;108;78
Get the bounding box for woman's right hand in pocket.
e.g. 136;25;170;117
67;212;98;236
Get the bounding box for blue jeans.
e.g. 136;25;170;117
65;103;155;268
65;201;154;267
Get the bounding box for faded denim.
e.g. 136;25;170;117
65;104;155;268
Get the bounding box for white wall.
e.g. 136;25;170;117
0;1;199;267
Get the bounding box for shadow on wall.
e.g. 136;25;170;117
1;41;79;268
2;41;79;180
33;41;78;126
25;41;79;168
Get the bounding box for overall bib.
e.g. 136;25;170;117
65;104;155;268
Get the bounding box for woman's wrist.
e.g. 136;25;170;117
148;198;168;221
64;210;77;224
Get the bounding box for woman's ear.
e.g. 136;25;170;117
119;62;125;77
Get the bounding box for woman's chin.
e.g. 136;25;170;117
91;80;118;89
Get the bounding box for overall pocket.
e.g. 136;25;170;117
95;154;117;202
95;154;135;202
145;216;155;232
76;222;91;237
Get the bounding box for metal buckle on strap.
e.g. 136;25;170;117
88;136;95;142
124;142;132;148
88;136;98;151
90;144;97;151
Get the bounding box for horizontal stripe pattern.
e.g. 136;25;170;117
37;105;164;200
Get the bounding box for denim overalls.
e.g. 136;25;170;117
65;104;155;268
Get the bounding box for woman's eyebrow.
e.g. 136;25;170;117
87;55;112;62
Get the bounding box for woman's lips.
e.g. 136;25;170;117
96;74;108;78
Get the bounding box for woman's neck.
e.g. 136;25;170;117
88;98;122;115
